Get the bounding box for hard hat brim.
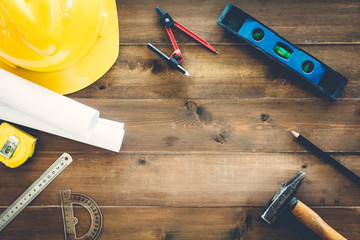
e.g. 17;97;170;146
0;0;119;95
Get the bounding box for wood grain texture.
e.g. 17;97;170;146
0;207;358;240
0;152;359;207
117;0;360;44
70;45;360;99
15;98;359;153
0;0;359;239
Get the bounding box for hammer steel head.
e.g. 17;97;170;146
260;171;306;224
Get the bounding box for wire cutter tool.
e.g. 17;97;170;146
147;7;217;76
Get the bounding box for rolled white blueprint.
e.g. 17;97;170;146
0;69;124;152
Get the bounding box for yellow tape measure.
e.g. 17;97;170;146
0;122;36;168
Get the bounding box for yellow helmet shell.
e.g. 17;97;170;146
0;0;118;94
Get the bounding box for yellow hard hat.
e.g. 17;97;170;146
0;0;118;95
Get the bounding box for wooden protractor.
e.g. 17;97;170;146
60;189;103;240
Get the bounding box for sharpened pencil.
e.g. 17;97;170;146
291;130;360;187
147;43;190;77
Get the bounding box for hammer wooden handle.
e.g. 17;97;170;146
291;199;346;240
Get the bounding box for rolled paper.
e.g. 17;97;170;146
0;69;124;152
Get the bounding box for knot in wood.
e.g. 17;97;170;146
138;157;147;165
260;113;269;122
185;101;198;114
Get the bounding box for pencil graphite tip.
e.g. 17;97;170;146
291;130;299;138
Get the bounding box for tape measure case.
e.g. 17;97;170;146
0;122;36;168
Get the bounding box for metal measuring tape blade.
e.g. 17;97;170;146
0;153;73;232
60;189;103;240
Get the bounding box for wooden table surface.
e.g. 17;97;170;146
1;0;359;239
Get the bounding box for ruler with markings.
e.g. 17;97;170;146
0;153;72;232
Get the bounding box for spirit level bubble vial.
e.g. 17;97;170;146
217;3;348;100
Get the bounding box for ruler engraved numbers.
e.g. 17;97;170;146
0;153;73;232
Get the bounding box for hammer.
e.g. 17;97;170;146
261;172;346;240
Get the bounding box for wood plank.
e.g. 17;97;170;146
0;1;358;239
0;207;358;239
1;152;359;207
70;45;360;99
117;0;360;44
9;98;358;152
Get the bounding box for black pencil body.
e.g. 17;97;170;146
297;134;360;187
147;43;188;75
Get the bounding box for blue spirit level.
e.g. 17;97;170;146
217;3;347;100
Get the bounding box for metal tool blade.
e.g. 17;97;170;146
260;172;306;224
